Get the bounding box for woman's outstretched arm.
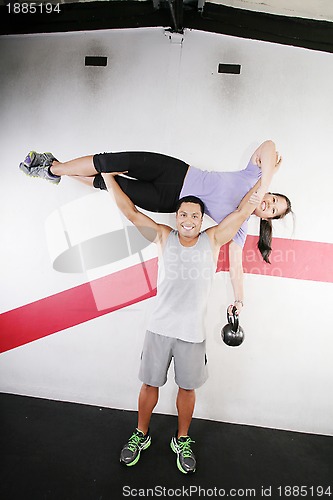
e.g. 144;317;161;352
228;241;244;315
251;140;282;200
207;181;261;315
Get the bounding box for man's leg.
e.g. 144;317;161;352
170;339;207;475
137;383;159;434
176;388;195;438
120;384;158;467
170;387;197;474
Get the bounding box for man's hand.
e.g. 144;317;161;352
102;171;128;178
248;191;261;206
256;151;282;201
275;152;282;170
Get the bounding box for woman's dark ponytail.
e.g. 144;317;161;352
257;193;292;264
258;219;273;263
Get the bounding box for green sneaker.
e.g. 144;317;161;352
120;429;151;466
170;434;196;474
19;151;60;185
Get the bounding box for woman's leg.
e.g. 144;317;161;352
93;151;188;183
49;151;187;182
51;152;188;211
22;150;188;213
50;156;97;177
114;177;164;212
94;152;189;212
69;176;95;187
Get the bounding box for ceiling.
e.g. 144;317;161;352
1;0;332;52
1;0;332;22
204;0;333;22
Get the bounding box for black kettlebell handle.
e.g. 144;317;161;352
227;305;239;333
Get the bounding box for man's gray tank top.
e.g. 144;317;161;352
147;230;216;343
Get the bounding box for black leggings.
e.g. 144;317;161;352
93;151;189;213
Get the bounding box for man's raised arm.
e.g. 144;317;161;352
101;172;164;243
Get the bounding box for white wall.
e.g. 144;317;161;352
0;27;332;435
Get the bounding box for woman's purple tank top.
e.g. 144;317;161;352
179;160;261;248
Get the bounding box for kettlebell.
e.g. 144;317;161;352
221;306;245;347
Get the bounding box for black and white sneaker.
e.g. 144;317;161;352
170;434;196;474
19;151;60;184
120;428;151;466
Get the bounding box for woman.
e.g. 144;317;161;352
19;140;292;314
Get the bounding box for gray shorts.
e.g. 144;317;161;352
139;330;208;390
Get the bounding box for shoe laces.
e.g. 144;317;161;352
127;431;144;452
40;154;52;168
178;437;195;458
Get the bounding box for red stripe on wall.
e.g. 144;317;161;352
0;259;158;354
218;236;333;282
0;237;332;353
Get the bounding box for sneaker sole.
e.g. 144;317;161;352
19;162;30;175
170;438;196;474
121;437;151;467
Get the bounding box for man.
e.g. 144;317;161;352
101;170;260;474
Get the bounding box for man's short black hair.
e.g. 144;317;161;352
175;196;205;217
